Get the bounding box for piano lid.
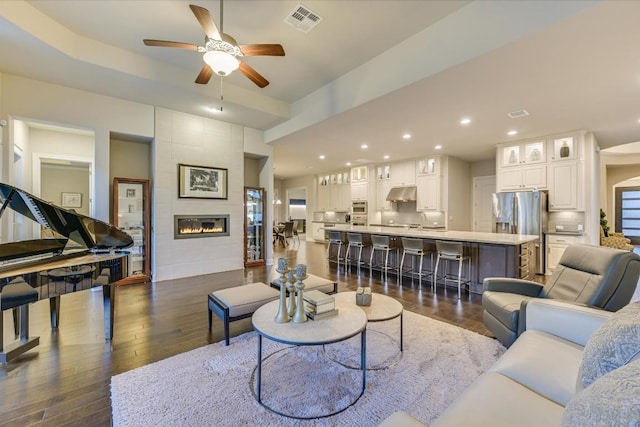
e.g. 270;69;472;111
0;183;133;250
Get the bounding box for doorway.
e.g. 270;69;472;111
615;185;640;245
286;187;307;236
472;176;496;232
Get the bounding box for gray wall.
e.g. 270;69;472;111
41;165;90;215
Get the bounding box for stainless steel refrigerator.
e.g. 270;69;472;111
492;190;548;275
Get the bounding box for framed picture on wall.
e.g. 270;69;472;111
61;192;82;208
178;163;228;199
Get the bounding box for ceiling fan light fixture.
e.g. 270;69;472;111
203;51;239;76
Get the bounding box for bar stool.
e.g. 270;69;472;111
326;230;346;269
345;233;371;275
399;237;433;287
433;240;471;299
369;235;398;281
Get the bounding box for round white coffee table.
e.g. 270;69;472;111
252;298;367;419
330;291;403;369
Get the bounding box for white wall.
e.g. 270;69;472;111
1;74;154;222
152;108;245;281
1;74;275;279
442;156;472;231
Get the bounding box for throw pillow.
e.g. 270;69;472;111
578;301;640;390
562;359;640;427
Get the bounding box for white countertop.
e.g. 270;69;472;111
320;224;539;245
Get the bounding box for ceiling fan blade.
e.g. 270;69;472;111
189;4;221;41
239;44;285;57
238;62;269;88
195;64;214;84
143;39;200;51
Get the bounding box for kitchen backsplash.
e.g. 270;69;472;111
548;211;585;233
380;203;445;226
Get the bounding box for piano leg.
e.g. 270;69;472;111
50;296;60;328
103;282;115;341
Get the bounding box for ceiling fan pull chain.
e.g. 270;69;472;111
220;76;224;112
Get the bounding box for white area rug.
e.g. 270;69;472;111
111;310;504;426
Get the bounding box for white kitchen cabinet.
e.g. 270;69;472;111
317;171;350;211
549;135;579;161
311;222;325;242
499;140;546;167
376;179;393;211
497;164;547;191
317;184;330;211
351;166;368;182
417;156;440;176
416;175;440;211
548;161;583;211
546;234;585;274
351;181;368;201
391;159;416;186
376;165;391;181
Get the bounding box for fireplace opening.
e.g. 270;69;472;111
174;215;230;239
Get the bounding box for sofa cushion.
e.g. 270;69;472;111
378;411;426;427
579;301;640;389
489;330;583;407
431;372;564;427
562;359;640;427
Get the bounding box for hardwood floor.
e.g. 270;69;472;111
0;239;493;426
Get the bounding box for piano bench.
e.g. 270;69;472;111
0;279;40;363
208;282;279;346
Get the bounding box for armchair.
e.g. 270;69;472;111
482;244;640;347
600;227;634;251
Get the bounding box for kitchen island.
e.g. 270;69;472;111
322;225;539;294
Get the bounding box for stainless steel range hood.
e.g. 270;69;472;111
386;186;417;202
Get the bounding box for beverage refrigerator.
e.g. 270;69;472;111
492;190;548;275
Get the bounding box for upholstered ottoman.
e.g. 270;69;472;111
270;273;338;294
208;282;279;346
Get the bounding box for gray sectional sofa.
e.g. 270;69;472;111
380;298;640;426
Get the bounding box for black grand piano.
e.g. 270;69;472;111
1;183;133;361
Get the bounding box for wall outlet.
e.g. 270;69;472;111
578;224;583;231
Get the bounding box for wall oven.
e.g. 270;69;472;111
352;201;367;215
351;215;368;226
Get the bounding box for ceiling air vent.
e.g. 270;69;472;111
507;109;530;119
284;4;323;33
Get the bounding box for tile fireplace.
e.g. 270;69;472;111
174;215;230;239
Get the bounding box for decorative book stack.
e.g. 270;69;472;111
303;290;338;320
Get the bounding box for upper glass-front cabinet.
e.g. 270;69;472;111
245;187;265;267
113;177;151;285
501;140;545;166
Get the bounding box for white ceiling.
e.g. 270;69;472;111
1;1;640;180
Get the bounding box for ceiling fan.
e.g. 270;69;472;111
143;2;285;88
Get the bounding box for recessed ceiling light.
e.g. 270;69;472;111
319;155;325;160
383;155;390;159
434;145;442;150
361;144;368;149
507;130;518;136
460;118;471;125
402;133;411;140
346;162;352;166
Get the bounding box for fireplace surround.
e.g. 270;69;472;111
174;215;230;239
